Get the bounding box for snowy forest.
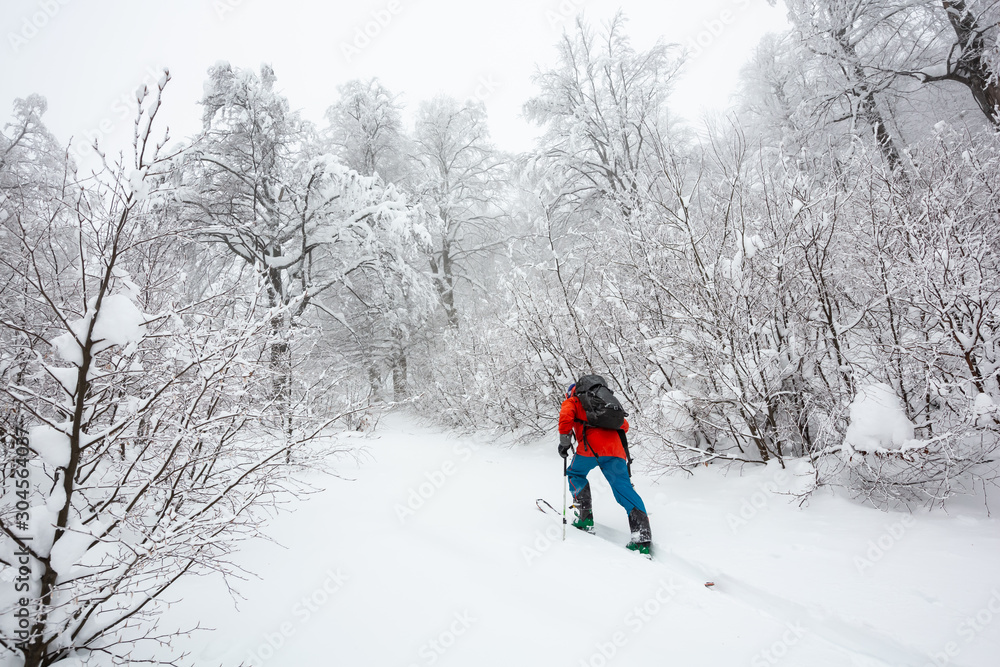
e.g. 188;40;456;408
3;1;1000;665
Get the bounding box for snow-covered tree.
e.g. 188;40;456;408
410;95;505;327
0;78;344;667
0;95;68;435
771;0;1000;162
180;63;433;413
324;78;409;184
524;12;682;214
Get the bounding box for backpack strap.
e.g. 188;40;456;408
618;429;632;478
574;418;601;459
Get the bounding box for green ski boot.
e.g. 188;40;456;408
571;483;594;533
572;514;595;533
627;508;653;557
626;540;652;556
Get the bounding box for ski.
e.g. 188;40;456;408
535;497;716;588
535;498;562;516
537;497;648;557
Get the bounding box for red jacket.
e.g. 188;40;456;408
559;396;629;459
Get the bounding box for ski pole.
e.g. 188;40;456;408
562;455;568;541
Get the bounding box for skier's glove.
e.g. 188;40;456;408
558;433;573;458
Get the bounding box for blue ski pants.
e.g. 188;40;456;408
566;454;646;515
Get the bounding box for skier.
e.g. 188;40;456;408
558;377;653;555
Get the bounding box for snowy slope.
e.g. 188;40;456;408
154;413;1000;667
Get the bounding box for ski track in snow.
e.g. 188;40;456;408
655;548;945;667
152;413;1000;667
550;515;938;667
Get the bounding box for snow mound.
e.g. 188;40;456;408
657;389;694;435
843;383;914;451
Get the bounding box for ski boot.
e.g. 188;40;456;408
571;483;594;533
626;507;652;557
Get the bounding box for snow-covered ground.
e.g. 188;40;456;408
156;413;1000;667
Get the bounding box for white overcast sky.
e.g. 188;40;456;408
1;0;789;164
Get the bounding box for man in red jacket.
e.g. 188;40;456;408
558;378;652;555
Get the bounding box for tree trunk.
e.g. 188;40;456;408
431;228;459;328
942;0;1000;124
831;27;906;173
368;364;383;402
266;261;292;439
392;347;408;402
